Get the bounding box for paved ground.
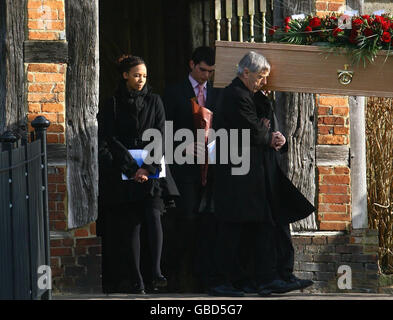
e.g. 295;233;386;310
54;292;393;300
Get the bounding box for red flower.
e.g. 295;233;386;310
309;17;321;28
269;26;279;35
382;21;391;32
352;18;363;29
363;28;374;37
330;16;338;21
374;15;385;25
284;16;291;25
381;31;391;43
284;25;291;33
332;27;343;37
305;26;312;32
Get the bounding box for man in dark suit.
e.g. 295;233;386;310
163;46;219;292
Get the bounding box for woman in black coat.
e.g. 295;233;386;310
97;55;178;294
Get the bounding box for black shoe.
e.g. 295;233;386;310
208;284;245;297
287;275;314;290
259;279;299;294
153;276;168;288
258;288;272;297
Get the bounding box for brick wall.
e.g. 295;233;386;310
293;230;380;293
27;0;66;40
26;0;102;293
314;0;352;231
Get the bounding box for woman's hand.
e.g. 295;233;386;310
134;168;149;183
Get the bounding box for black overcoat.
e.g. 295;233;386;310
213;78;315;224
97;83;179;231
254;91;316;225
213;77;274;223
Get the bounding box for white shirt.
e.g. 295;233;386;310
188;74;207;101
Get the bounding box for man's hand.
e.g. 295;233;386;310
270;131;286;151
261;118;271;129
134;168;149;183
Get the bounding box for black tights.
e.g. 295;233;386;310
131;206;164;286
101;202;163;291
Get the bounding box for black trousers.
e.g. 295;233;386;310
213;221;277;287
101;201;163;292
234;222;295;287
167;179;216;292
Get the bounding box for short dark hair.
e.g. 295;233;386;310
117;54;146;75
191;46;215;66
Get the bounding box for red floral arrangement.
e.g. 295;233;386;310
269;14;393;67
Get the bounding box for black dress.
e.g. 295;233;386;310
97;82;178;293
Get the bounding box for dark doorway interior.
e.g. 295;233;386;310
98;0;204;292
99;0;194;100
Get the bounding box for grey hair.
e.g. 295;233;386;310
237;51;270;76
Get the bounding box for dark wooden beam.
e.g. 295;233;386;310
65;0;99;228
316;145;350;166
0;0;28;137
24;41;68;63
47;144;66;166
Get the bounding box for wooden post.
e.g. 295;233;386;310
348;0;367;229
273;0;317;231
0;0;28;138
349;97;368;229
65;0;99;228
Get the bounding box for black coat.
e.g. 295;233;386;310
213;78;315;224
253;91;316;225
163;78;219;182
97;83;179;209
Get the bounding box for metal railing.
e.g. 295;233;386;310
0;116;51;300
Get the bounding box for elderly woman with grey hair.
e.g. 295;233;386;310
209;51;314;297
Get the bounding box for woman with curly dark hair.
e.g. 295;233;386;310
97;55;178;294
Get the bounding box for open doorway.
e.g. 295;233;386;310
99;0;195;101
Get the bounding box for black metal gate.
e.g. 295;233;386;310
0;116;51;300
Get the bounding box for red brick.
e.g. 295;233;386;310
319;185;348;194
50;239;62;247
55;221;67;231
42;103;63;112
28;64;58;73
47;134;59;143
334;167;350;174
321;116;345;126
318;125;333;135
90;222;96;236
315;2;327;11
318;167;334;175
29;31;58;40
318;203;347;213
323;213;351;221
323;175;350;185
76;238;100;246
74;229;89;238
62;238;74;247
328;3;344;11
322;194;350;204
51;247;72;256
317;135;346;145
333;106;349;116
319;221;349;231
318;106;331;115
318;96;348;107
334;127;349;135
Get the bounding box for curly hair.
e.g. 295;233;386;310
117;54;146;76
